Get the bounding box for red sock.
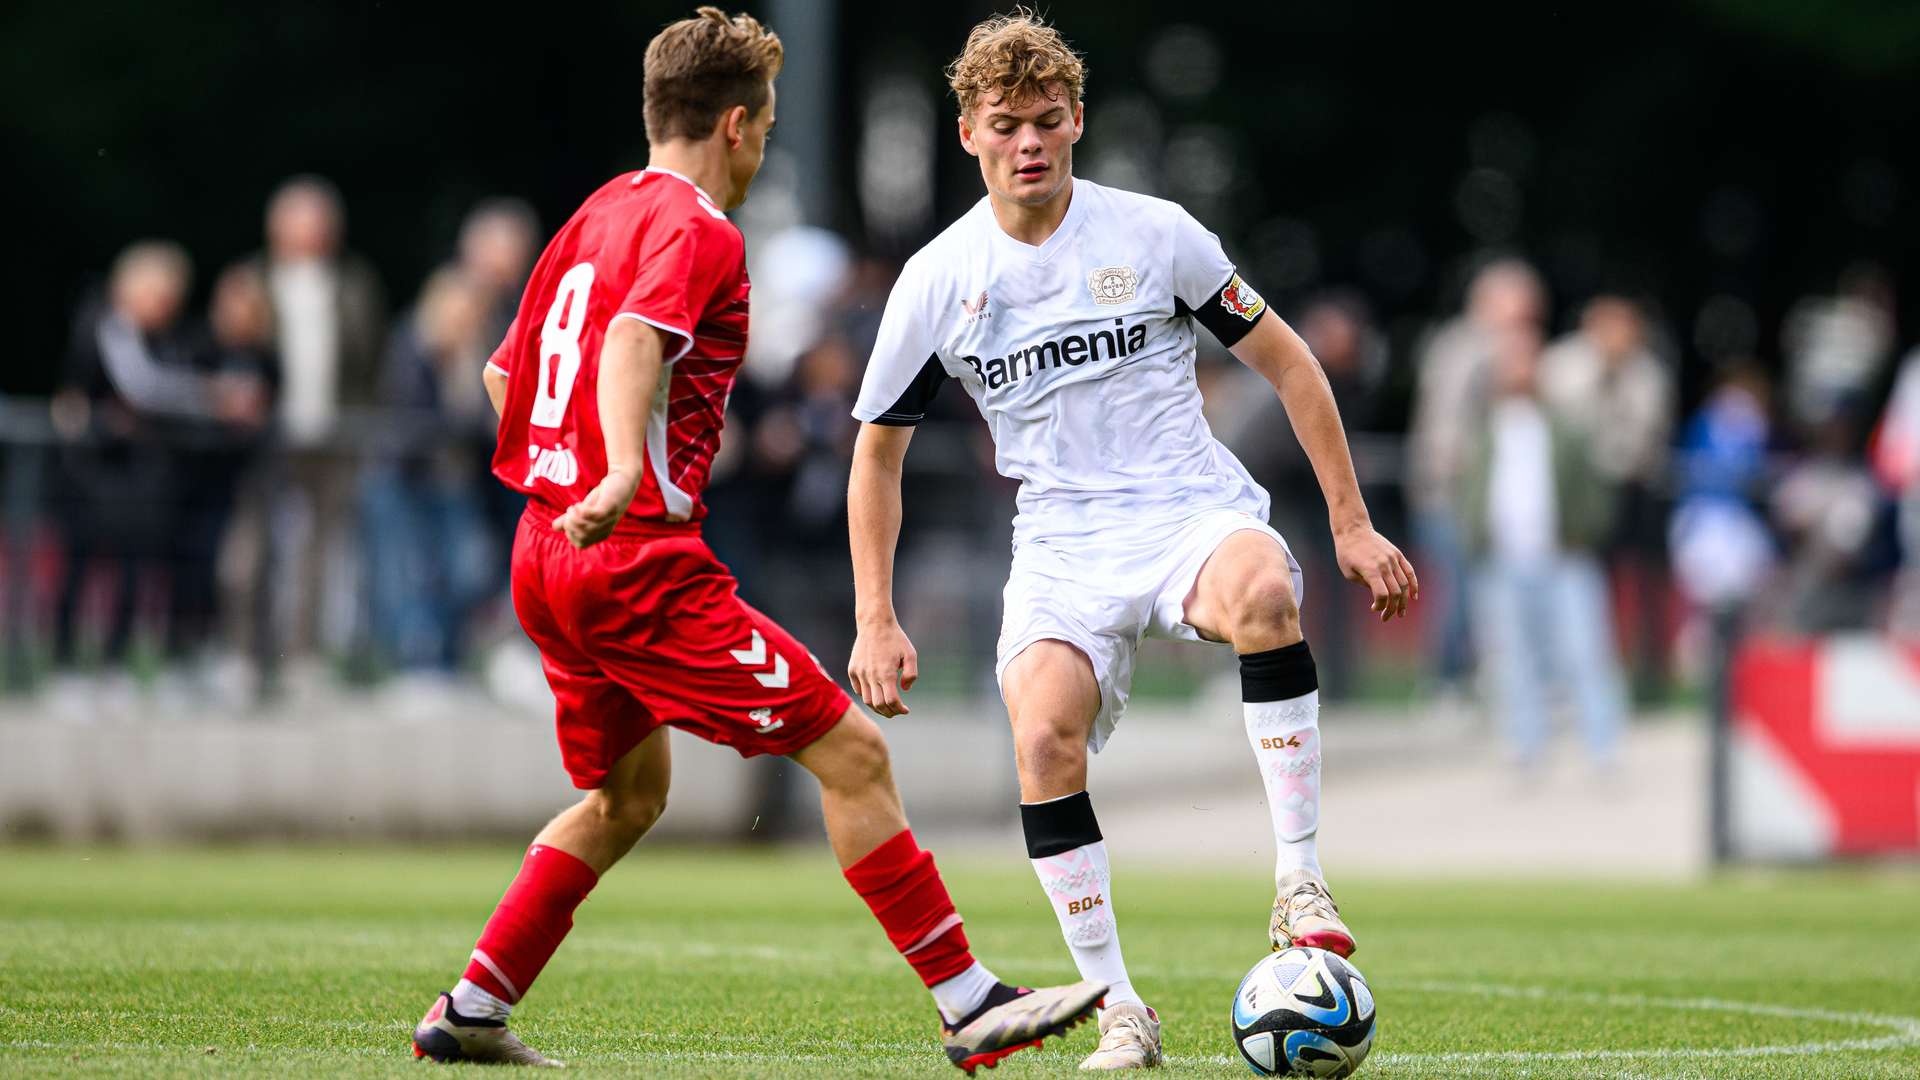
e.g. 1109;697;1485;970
843;829;977;987
461;844;599;1003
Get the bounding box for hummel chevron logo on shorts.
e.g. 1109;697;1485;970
730;630;790;688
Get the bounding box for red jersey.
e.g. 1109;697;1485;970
489;167;749;525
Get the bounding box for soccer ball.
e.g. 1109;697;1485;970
1230;947;1376;1077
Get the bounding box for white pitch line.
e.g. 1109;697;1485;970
1170;981;1920;1070
12;979;1917;1070
1385;981;1920;1064
0;1040;391;1058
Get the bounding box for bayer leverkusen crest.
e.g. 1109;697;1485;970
1087;265;1137;305
1219;273;1266;321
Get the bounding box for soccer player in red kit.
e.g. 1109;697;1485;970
409;8;1102;1070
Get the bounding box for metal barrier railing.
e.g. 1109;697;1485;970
2;390;1853;709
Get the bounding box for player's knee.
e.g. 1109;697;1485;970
815;711;896;794
1231;569;1300;642
586;787;668;840
1013;715;1085;782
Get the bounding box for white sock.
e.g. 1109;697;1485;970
1245;689;1323;882
449;977;512;1021
930;960;999;1024
1031;839;1140;1011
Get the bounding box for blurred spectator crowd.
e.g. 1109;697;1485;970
6;174;1919;772
22;178;538;708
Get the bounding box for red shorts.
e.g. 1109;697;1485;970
510;504;851;789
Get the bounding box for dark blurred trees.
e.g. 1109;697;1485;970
6;0;1918;406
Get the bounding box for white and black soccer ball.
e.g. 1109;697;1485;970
1230;947;1376;1077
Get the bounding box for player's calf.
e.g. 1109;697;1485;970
841;827;1106;1072
539;727;674;872
1240;640;1356;955
793;710;1106;1070
413;730;670;1063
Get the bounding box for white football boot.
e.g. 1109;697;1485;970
942;979;1106;1074
412;991;561;1066
1078;1002;1162;1070
1269;869;1356;957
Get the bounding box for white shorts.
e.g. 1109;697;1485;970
994;508;1301;753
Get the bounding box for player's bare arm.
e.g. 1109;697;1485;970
552;318;667;549
483;364;507;419
1230;310;1418;621
847;421;918;717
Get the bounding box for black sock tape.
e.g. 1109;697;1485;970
1020;790;1103;859
1240;640;1317;702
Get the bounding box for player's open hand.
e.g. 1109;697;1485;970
1334;523;1418;622
848;619;918;718
554;468;640;549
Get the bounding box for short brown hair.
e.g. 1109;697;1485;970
947;7;1085;117
644;7;784;143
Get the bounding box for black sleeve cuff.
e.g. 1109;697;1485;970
867;353;949;426
1178;271;1267;348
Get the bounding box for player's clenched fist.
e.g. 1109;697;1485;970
553;468;640;549
848;620;919;718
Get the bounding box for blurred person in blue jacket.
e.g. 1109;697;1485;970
360;268;496;672
1668;364;1775;620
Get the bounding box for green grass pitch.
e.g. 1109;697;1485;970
2;846;1917;1077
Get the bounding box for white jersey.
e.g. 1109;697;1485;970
854;178;1274;546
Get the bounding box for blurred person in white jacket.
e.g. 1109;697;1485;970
241;176;387;666
1407;257;1546;696
1783;264;1894;429
1541;296;1675;695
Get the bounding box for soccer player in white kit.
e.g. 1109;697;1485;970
847;11;1417;1070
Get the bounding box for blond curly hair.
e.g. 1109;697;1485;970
946;7;1086;117
644;6;785;142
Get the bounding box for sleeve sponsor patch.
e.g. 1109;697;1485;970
1219;273;1266;322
